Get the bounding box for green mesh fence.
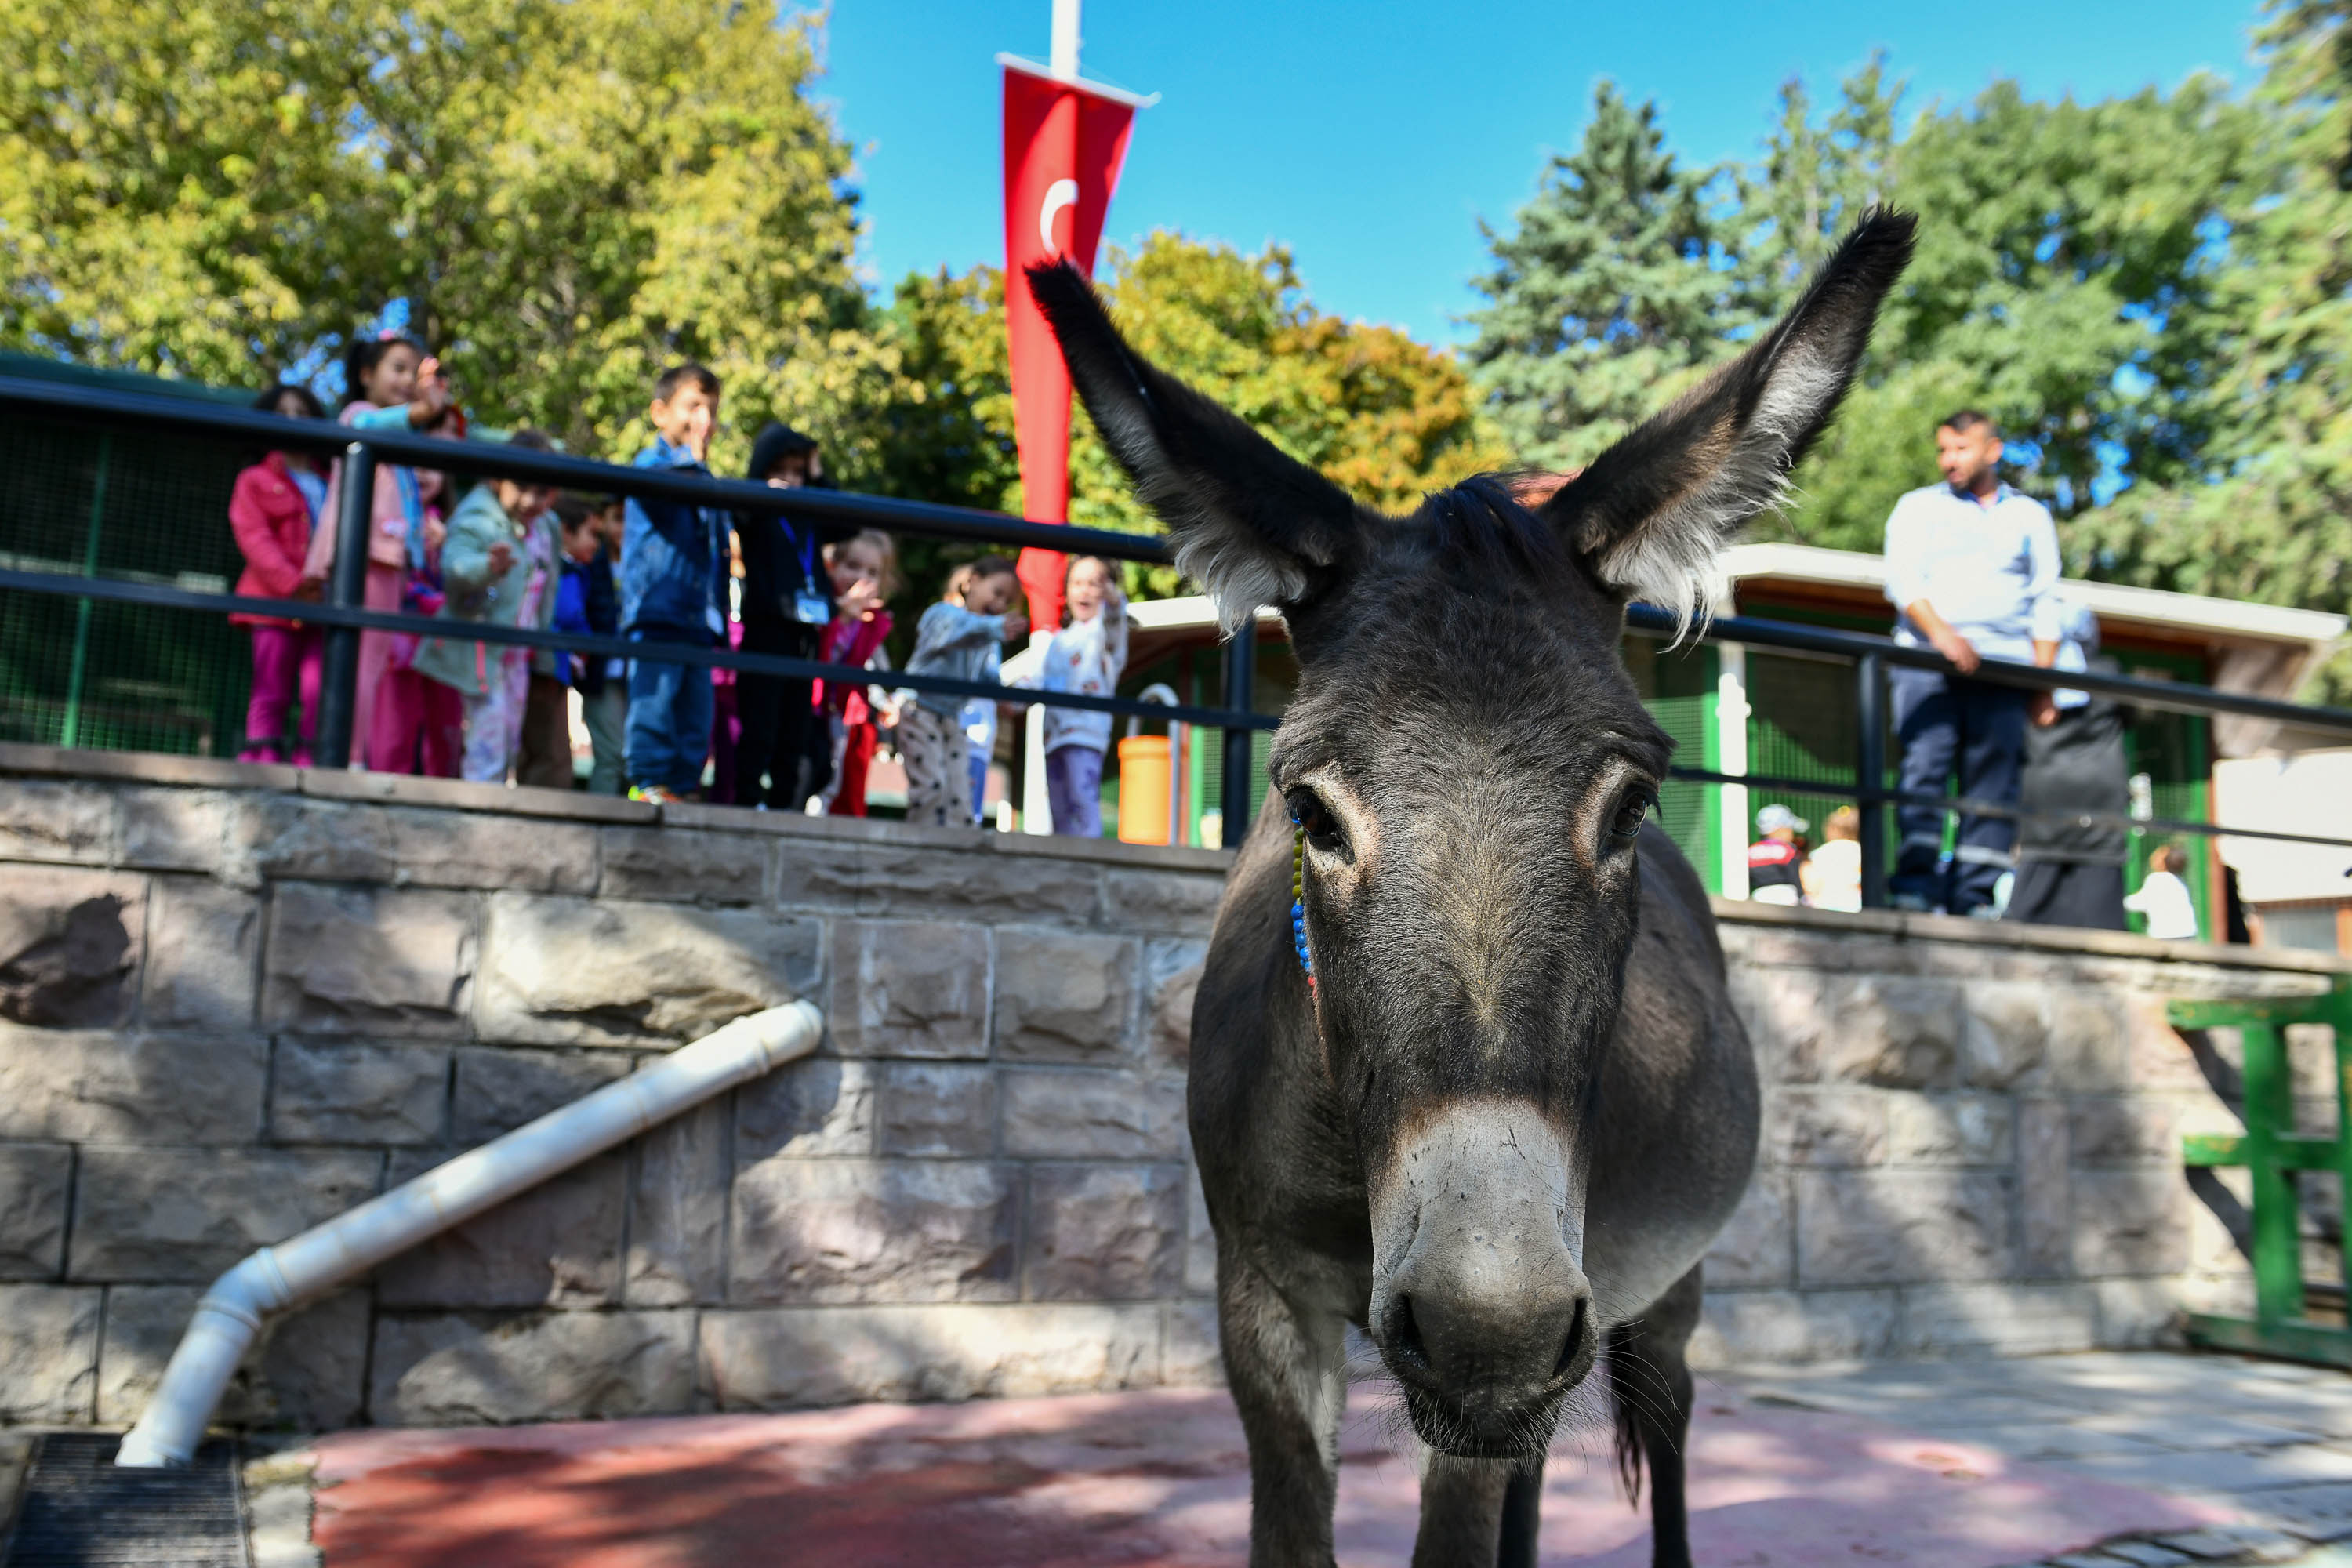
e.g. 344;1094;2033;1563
2;405;261;757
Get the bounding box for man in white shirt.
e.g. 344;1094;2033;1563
1880;410;2062;914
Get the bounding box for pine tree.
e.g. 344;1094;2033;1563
1463;83;1736;470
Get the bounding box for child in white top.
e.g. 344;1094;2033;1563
2125;844;2201;940
1040;556;1128;837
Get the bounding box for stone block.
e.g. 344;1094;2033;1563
1145;939;1207;1071
0;780;113;863
1165;1300;1224;1385
2096;1277;2189;1349
993;930;1139;1062
368;1310;695;1425
774;841;862;912
698;1302;1161;1408
0;1143;72;1279
1002;1069;1185;1160
474;893;816;1047
226;796;399;885
1702;1172;1794;1290
1730;968;1832;1083
728;1158;1018;1305
1023;1163;1186;1301
1765;1089;1888;1167
626;1098;729;1307
0;866;145;1028
117;788;231;873
1959;984;2046;1088
374;1152;624;1308
2045;991;2130;1090
1795;1169;2013;1287
1887;1094;2014;1167
263;883;476;1037
735;1058;877;1159
451;1047;635;1145
1816;975;1962;1087
858;844;1100;924
71;1146;381;1282
1101;869;1224;934
140;877;260;1030
380;808;599;895
98;1283;367;1430
2019;1098;2072;1277
2068;1095;2193;1166
878;1063;996;1157
827;921;989;1059
0;1284;100;1421
599;826;768;906
269;1040;448;1145
0;1026;265;1144
1686;1287;1898;1367
1896;1283;2096;1357
2071;1167;2192;1277
2123;994;2211;1093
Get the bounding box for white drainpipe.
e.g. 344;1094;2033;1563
115;998;824;1468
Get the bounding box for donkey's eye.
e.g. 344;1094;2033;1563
1288;789;1344;854
1609;786;1658;841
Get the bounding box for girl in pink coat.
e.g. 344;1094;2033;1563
230;385;331;764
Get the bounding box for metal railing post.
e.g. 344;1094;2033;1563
314;443;376;769
1221;619;1258;846
1856;650;1888;909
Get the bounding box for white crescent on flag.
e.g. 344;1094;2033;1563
1039;178;1080;254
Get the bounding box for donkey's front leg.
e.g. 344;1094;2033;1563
1410;1454;1514;1568
1219;1242;1349;1568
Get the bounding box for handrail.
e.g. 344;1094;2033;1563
5;372;2350;880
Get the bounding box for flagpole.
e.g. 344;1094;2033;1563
1051;0;1080;79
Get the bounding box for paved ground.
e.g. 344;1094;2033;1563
18;1352;2352;1566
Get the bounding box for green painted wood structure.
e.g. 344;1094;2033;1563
2173;980;2352;1366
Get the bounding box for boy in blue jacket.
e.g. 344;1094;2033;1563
620;365;725;801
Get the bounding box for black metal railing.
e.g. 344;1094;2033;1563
5;369;2352;899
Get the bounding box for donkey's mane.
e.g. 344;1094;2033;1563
1410;474;1563;579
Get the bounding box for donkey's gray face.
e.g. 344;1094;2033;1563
1033;211;1914;1459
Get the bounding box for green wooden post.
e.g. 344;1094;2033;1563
59;432;111;750
2173;981;2352;1366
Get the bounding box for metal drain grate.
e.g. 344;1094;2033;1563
2;1432;246;1566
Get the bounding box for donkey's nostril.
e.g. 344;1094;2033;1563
1552;1294;1592;1381
1392;1294;1429;1370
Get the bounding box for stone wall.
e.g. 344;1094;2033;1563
0;741;2339;1432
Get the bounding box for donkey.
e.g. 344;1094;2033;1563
1032;210;1913;1568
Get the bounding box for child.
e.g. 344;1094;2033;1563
1746;803;1809;906
514;493;588;791
553;495;627;795
901;554;1024;828
229;384;329;764
411;432;561;784
308;332;453;769
1802;805;1864;913
370;400;466;777
619;364;724;803
1038;555;1128;837
816;530;899;817
729;423;833;811
2125;844;2201;940
942;565;999;826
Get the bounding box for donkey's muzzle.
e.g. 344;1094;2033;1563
1367;1098;1595;1456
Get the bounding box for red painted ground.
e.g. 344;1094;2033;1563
310;1385;2232;1566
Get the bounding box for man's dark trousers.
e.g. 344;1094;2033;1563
1888;666;2028;913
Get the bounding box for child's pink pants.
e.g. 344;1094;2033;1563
239;625;321;765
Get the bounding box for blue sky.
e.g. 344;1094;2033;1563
816;1;2258;345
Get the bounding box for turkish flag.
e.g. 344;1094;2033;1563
1003;61;1136;630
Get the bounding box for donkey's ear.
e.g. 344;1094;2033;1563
1537;209;1915;627
1028;260;1360;633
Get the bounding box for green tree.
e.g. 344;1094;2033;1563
0;0;896;468
1462;82;1736;471
2074;0;2352;696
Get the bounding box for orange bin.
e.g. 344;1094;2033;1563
1116;735;1173;844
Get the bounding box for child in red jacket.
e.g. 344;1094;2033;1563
229;385;331;764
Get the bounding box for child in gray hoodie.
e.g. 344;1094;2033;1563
900;554;1024;828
